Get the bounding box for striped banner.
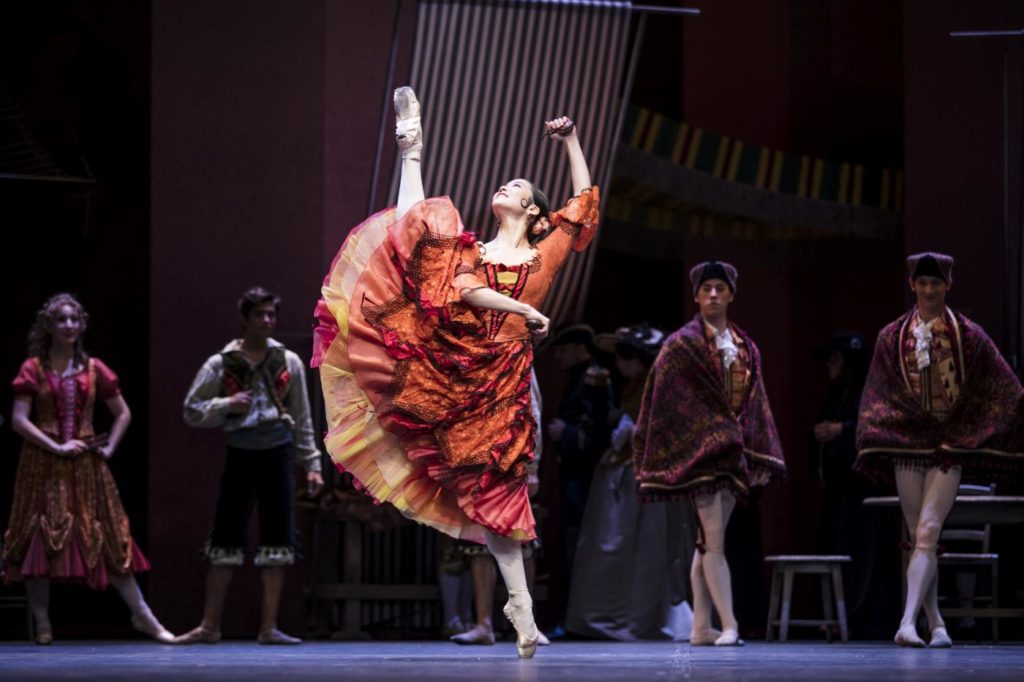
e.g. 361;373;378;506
389;0;632;325
623;105;903;211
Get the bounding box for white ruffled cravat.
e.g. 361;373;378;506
713;326;739;369
912;318;934;370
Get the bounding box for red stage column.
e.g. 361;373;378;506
150;0;401;634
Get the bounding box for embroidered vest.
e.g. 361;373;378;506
220;346;292;411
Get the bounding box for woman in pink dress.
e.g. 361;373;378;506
4;293;172;644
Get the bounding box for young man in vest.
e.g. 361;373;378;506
177;286;324;644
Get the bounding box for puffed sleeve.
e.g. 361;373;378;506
551;186;600;252
92;358;122;400
12;358;40;396
452;239;487;298
536;187;600;269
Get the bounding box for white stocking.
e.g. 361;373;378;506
484;531;537;642
896;464;961;632
110;574;162;630
395;88;424;219
484;531;528;595
396;156;425;220
694;491;738;633
689;551;715;634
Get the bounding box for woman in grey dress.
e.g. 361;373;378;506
565;325;695;641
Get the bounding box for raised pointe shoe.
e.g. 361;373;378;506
131;612;175;643
450;623;496;645
171;625;221;645
502;595;540;659
393;86;422;159
714;628;744;646
258;628;302;645
34;628;54;646
690;627;722;646
894;624;926;648
929;626;953;648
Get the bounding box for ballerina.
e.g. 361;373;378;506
312;86;599;658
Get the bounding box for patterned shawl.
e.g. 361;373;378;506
855;307;1024;482
633;316;786;501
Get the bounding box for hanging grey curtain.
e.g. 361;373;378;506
389;0;632;325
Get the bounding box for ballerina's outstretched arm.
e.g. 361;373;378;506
544;116;591;195
395;87;425;220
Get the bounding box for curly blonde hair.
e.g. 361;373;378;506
28;293;89;368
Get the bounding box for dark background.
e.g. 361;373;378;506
1;0;1022;639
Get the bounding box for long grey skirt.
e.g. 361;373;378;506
565;458;695;641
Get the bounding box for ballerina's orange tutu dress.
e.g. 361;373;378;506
312;188;599;542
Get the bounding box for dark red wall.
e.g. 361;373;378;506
903;0;1023;363
604;1;907;566
149;0;405;634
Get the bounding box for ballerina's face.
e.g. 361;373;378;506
491;178;539;220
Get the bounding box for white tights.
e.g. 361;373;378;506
25;573;157;631
484;531;529;596
396;155;425;220
895;464;961;631
691;490;738;634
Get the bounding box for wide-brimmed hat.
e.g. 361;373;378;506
541;322;595;352
596;323;666;365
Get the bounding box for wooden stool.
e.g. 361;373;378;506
765;555;851;642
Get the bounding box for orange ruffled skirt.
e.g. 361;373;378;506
313;198;536;543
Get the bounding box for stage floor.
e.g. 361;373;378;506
0;641;1022;681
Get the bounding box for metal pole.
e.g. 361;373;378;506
0;173;95;184
632;4;700;16
367;0;405;215
574;11;649;320
488;0;699;16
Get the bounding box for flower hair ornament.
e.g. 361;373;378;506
530;215;551;237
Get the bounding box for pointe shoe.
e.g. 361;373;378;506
929;626;953;648
450;623;495;645
34;627;53;646
690;627;722;646
714;628;744;646
258;628;302;645
131;612;175;643
502;593;539;659
393;86;422;158
172;625;221;645
537;631;551;646
894;624;926;648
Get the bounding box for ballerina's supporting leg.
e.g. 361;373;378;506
895;463;961;647
694;490;741;646
484;530;539;658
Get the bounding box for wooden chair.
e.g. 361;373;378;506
938;483;999;642
765;555;851;642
